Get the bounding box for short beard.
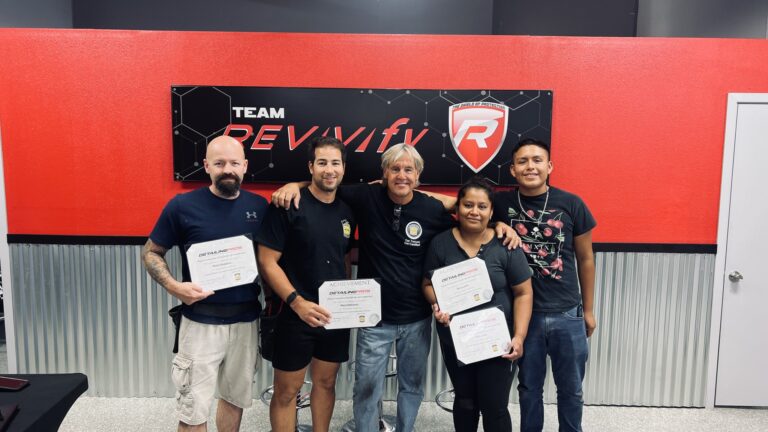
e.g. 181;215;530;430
215;175;241;197
313;177;337;193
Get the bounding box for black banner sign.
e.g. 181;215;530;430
171;86;552;185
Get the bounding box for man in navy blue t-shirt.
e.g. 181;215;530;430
492;138;596;432
142;135;268;432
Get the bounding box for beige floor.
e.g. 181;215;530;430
3;343;767;431
57;397;768;432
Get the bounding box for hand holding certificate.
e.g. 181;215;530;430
449;307;512;365
319;279;381;330
431;257;494;315
186;235;258;292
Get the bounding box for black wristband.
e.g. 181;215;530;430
285;291;298;306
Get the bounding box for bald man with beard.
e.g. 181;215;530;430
142;135;268;431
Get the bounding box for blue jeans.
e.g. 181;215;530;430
352;316;432;432
517;306;589;432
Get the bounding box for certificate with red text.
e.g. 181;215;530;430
431;257;493;315
186;235;258;292
319;279;381;330
450;307;511;365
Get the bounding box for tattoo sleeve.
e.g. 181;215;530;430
141;239;176;290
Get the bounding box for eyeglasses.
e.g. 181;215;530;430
392;205;402;232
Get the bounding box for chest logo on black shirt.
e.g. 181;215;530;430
403;221;423;247
342;219;352;238
507;206;566;280
405;221;423;240
245;211;260;221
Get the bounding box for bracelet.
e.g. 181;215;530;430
285;291;299;306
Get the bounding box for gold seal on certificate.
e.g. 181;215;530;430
185;235;258;291
318;279;381;330
431;256;494;315
449;307;512;365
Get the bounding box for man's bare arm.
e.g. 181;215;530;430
142;239;174;287
258;244;331;327
574;230;596;338
141;239;212;305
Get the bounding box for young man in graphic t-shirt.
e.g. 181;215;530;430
492;138;596;432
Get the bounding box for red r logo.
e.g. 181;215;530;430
448;102;509;172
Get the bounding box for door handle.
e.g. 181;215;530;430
728;271;744;282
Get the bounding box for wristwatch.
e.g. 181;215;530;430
285;291;299;306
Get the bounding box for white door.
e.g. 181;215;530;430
715;95;768;406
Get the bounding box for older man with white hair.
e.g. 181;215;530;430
272;143;518;432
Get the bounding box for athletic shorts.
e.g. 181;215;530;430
171;316;259;426
271;309;350;371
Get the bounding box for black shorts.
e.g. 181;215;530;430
272;308;351;372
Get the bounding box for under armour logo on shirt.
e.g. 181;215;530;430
246;211;259;219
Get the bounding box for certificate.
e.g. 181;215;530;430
319;279;381;330
449;307;511;365
431;257;493;315
186;235;258;292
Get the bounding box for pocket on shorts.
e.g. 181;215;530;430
171;354;194;418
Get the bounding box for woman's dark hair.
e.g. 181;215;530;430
456;176;495;206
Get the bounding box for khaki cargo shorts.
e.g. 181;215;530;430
171;316;259;425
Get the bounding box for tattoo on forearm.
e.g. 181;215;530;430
142;242;174;288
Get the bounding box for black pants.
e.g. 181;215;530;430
440;334;516;432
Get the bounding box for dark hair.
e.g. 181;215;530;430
308;136;346;163
456;176;495;206
511;138;550;160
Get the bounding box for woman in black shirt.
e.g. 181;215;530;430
423;177;533;432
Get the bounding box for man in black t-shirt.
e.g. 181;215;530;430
492;138;596;432
143;135;268;431
257;137;356;432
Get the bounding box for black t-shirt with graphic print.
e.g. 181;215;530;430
256;187;356;303
338;184;454;324
492;187;596;312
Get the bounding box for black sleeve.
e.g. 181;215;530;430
491;193;511;224
505;247;533;287
148;196;180;249
571;195;597;237
255;205;290;252
423;233;446;281
336;183;370;212
419;192;455;231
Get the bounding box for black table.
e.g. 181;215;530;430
0;374;88;431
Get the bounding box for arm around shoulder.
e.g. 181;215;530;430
271;181;310;209
418;189;457;211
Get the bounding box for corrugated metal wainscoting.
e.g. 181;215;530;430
9;245;714;406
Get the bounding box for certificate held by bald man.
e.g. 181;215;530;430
186;235;258;292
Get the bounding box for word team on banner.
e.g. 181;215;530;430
171;86;552;185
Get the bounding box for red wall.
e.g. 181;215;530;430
1;29;767;243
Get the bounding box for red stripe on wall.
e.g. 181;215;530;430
1;30;767;242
